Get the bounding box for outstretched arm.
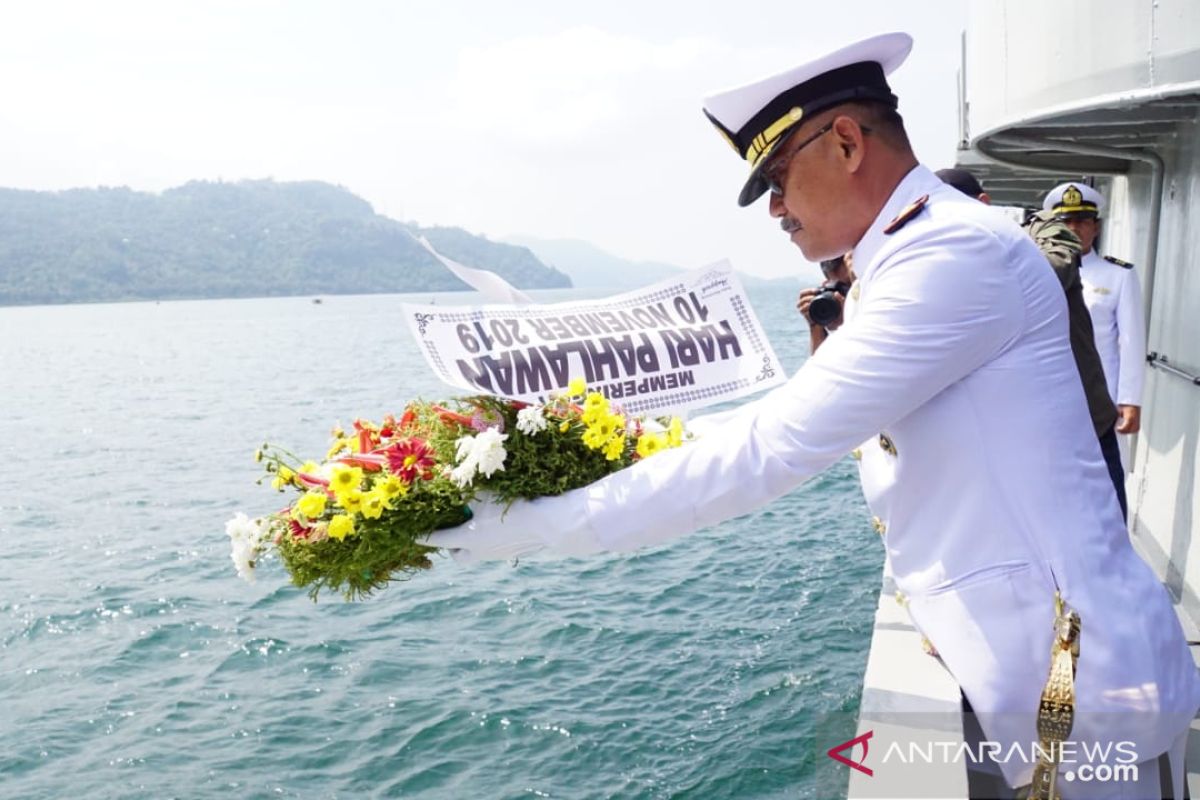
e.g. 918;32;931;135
429;227;1022;561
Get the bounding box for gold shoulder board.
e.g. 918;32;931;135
884;195;929;235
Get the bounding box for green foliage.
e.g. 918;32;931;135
277;478;471;601
466;396;632;505
0;179;571;305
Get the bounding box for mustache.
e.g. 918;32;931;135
780;217;802;233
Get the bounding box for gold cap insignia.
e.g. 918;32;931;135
1062;185;1083;207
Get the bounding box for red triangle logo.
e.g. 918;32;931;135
827;730;874;776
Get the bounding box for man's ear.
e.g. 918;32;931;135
977;192;992;206
832;116;867;170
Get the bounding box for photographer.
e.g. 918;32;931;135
797;252;856;353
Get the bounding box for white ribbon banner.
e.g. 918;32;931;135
414;235;535;306
403;261;785;415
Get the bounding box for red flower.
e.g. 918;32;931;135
288;518;312;540
379;413;398;439
384;438;437;483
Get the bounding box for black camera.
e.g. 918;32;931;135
808;280;852;328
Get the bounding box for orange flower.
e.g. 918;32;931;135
336;453;386;472
432;405;473;427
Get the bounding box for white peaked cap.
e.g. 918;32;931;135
1043;181;1106;218
703;32;913;206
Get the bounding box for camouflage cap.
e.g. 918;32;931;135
1023;209;1083;270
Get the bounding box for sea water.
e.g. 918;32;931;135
0;285;881;799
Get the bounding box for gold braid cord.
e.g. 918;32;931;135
1027;593;1082;800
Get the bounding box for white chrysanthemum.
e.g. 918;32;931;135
225;512;268;583
450;434;480;487
454;434;476;463
516;405;548;436
472;427;508;477
449;460;477;488
450;429;508;487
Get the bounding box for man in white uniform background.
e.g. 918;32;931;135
1044;182;1146;471
431;33;1198;798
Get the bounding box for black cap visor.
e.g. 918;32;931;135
737;124;801;207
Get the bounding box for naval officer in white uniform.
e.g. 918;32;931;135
429;33;1198;797
1044;182;1147;471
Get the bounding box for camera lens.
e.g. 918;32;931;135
809;291;841;327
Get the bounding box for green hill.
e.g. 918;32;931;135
0;179;571;305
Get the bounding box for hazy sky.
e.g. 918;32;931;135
1;1;969;279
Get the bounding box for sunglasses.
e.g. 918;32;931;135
763;121;872;197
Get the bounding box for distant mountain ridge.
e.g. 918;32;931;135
505;234;800;292
504;235;684;290
0;180;571;306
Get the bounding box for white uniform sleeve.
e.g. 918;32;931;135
1115;267;1146;407
428;226;1024;560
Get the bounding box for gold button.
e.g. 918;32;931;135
894;591;908;607
872;516;887;535
851;448;862;461
851;283;861;301
921;636;938;656
879;433;897;457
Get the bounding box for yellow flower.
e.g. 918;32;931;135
326;438;350;459
604;435;625;461
329;464;365;496
567;377;586;396
271;466;295;491
636;432;669;459
668;417;684;448
584;413;623;450
337;489;364;515
559;420;570;433
328;514;355;541
300;460;319;475
361;488;389;520
582;392;608;423
601;413;622;439
294;491;327;519
376;474;408;501
582;425;605;450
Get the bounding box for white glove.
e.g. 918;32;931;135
681;397;766;440
423;490;602;564
426;398;779;565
